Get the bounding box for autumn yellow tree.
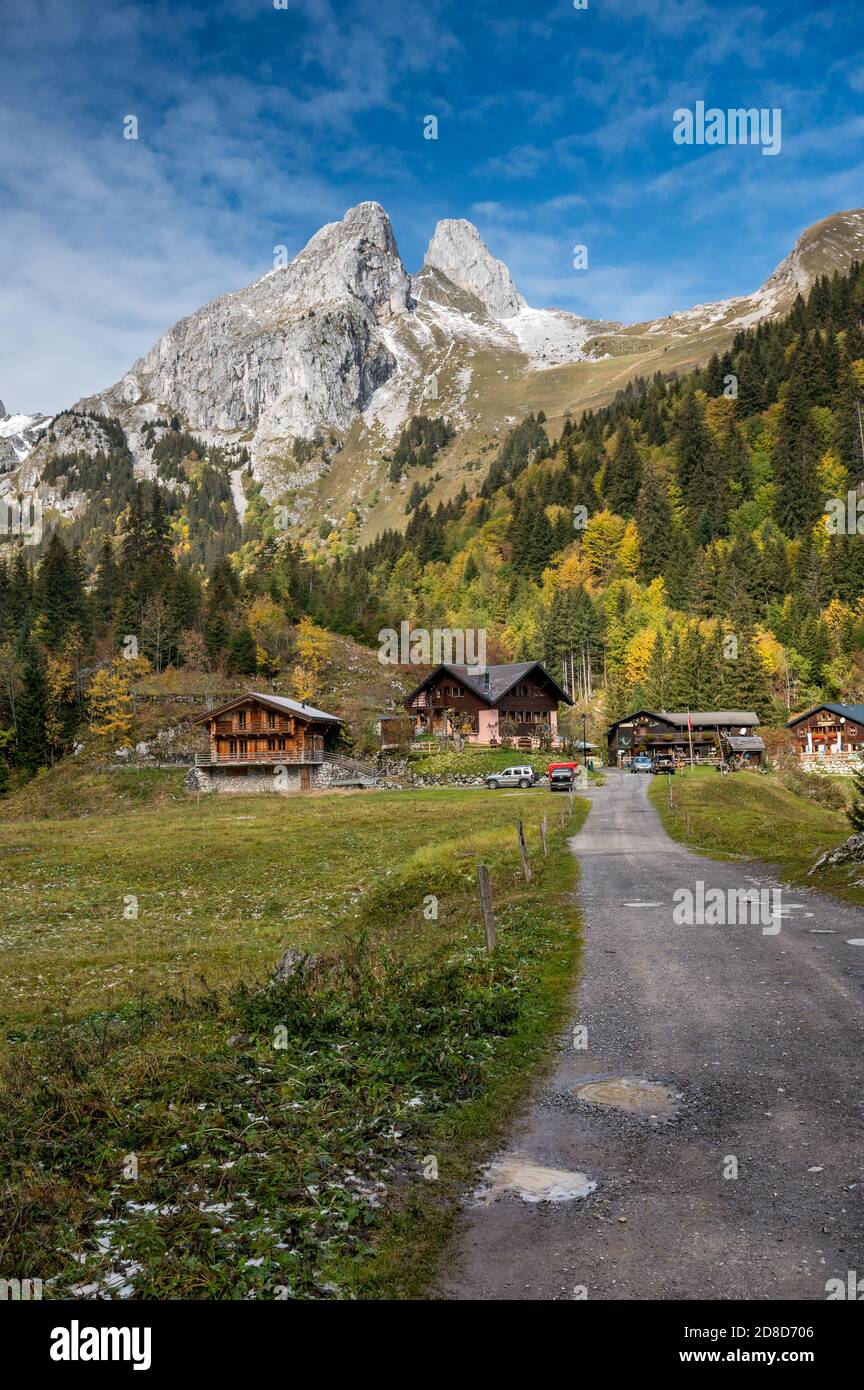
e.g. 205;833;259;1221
582;510;627;582
87;660;135;740
291;616;333;701
45;651;78;751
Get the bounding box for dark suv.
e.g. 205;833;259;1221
549;767;575;792
651;755;676;775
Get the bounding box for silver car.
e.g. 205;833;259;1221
486;765;537;789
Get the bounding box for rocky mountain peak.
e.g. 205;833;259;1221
277;200;411;323
423;219;525;319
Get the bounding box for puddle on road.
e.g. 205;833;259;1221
474;1157;596;1205
574;1077;680;1116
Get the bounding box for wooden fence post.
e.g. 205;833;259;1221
477;864;497;952
516;819;532;883
560;806;566;829
540;815;548;856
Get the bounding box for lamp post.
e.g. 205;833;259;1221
581;712;587;768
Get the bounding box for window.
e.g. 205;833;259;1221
237;711;246;730
267;712;276;729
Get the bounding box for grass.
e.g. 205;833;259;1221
0;765;187;824
0;785;587;1299
0;781;574;1031
409;746;595;779
649;766;864;906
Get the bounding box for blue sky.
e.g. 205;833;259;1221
3;0;864;412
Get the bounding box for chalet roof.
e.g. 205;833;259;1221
786;703;864;728
724;734;766;753
250;693;342;723
192;691;342;725
404;661;573;707
606;709;758;736
662;710;759;728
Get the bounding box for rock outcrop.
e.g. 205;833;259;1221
809;832;864;874
0;405;51;472
424;219;525;319
77;202;413;466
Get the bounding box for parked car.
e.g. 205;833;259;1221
486;765;538;789
548;761;579;778
630;754;653;773
549;767;575;792
651;755;676;775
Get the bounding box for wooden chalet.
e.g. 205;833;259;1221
606;709;763;767
786;704;864;769
404;661;573;748
191;692;342;792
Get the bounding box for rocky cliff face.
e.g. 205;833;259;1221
423;219;525;319
76;202;413;467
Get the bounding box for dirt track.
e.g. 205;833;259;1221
437;770;864;1300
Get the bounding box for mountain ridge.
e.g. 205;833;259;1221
7;204;864;539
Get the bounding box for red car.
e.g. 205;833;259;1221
547;761;579;777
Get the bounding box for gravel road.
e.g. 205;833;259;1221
437;769;864;1300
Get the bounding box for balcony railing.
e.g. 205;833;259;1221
212;721;294;735
196;747;324;766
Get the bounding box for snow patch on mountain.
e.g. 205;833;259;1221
0;405;52;469
505;305;596;367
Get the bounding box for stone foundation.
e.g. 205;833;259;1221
185;764;324;795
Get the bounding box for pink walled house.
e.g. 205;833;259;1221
404;661;572;748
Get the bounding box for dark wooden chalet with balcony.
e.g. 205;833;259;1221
190;692;342;793
404;661;573;748
606;709;762;767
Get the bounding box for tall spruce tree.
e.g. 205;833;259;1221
636;463;675;578
604;417;643;517
772;373;823;536
16;643;49;773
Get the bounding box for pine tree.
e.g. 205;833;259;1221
772;374;823;536
93;537;122;627
228;627;257;674
721;420;753;499
635;463;674;578
604;417;642;516
35;533;88;647
722;629;772;722
663;524;694;609
16;643;50;773
644;629;668;709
